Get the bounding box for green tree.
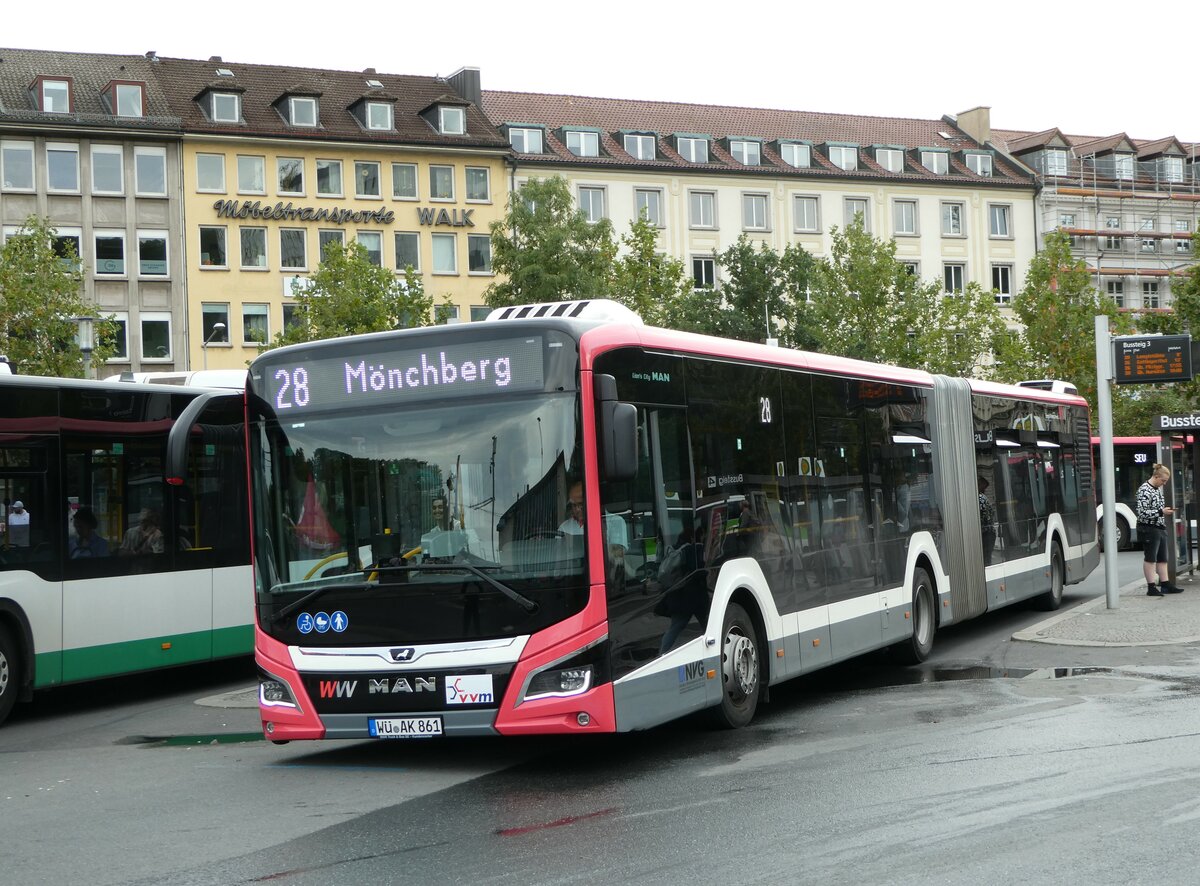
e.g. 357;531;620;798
485;176;617;307
608;215;689;326
264;241;434;349
0;215;118;376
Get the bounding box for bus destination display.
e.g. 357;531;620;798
1113;334;1193;385
265;336;546;412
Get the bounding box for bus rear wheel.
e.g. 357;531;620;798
709;602;760;729
1034;544;1065;611
892;567;935;664
0;624;19;726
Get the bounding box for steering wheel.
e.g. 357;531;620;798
523;529;564;540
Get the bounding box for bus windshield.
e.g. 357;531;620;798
249;391;588;644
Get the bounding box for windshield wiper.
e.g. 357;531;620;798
369;563;539;614
271;581;375;624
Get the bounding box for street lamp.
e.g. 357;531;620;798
75;315;95;379
202;322;226;371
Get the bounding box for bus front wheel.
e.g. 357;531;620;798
1034;544;1065;611
0;623;19;726
709;602;760;729
893;567;936;664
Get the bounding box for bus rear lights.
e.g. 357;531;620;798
526;665;593;700
260;678;297;709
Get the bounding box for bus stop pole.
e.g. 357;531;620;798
1095;316;1120;610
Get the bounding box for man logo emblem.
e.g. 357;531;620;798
390;647;416;662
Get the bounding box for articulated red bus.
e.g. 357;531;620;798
221;300;1097;741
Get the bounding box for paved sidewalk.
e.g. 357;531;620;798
1014;572;1200;647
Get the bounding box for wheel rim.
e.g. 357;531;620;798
722;626;758;701
914;584;933;648
0;648;8;698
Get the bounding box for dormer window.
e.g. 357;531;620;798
211;92;241;123
828;145;858;171
624;134;656;160
921;150;948;174
966;153;993;176
730;140;760;166
439;106;466;135
366;101;392;130
114;83;144;118
1114;153;1134;180
509;127;543;153
1163;156;1184;183
566;130;599;158
677;136;708;163
876;148;904;172
780;142;810;168
289;96;318;127
38;78;72;113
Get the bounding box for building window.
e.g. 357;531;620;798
196;153;225;193
137;230;168;277
1106;216;1122;229
509;128;543;153
876;148;903;172
579;186;606;223
199;226;227;268
1107;281;1124;307
242;304;269;345
439;106;466;135
1114;154;1134;180
901;261;920;277
1105;234;1123;251
742;193;768;231
731;140;760;166
1143;281;1160;309
429;165;454;201
356;231;382;266
393;163;417;199
635;188;663;227
289;96;317;127
794;195;819;232
828;145;858;171
318;229;344;261
94;231;126;275
566;131;599;158
1164;157;1184;183
1045;149;1068;176
141;312;172;361
47;143;80;192
893;199;917;235
677;137;708;163
781;143;810;168
844;197;869;230
967;153;993;176
280;229;307;270
315;159;342;196
1175;220;1191;252
366;102;392;130
466;167;490;201
112;83;143;118
90;144;124;195
106;312;129;361
134;147;166;196
40;78;71;113
1;140;35;191
991;265;1012;304
989;204;1011;238
354;161;381;199
468;234;492;273
431;232;457;274
1141;237;1157;253
921;151;948;174
435;304;460;324
470;305;490;322
277;157;304;195
52;227;82;268
211;92;240;123
943;263;965;294
240;227;267;269
1060;213;1075;229
689;190;716;228
624;134;655;160
282;303;301;332
941;202;964;236
692;256;715;290
395;232;420;271
236;155;265;194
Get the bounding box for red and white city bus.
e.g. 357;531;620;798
220;300;1098;741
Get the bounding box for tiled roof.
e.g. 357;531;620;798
994;127;1199;157
1137;136;1186;159
0;46;180;131
483;90;1033;187
150;55;507;149
1071;133;1136;156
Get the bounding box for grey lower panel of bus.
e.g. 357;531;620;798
320;710;498;739
614;653;721;732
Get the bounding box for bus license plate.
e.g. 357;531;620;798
369;717;443;739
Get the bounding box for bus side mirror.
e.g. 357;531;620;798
595;374;637;482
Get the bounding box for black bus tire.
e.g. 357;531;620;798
892;567;936;664
1034;544;1065;611
0;623;19;726
709;602;760;729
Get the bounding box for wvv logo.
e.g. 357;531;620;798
318;680;358;699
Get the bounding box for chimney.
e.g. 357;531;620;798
956;106;991;145
208;55;222;63
447;66;481;109
363;67;377;75
145;50;157;61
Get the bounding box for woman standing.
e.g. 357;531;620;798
1136;463;1182;596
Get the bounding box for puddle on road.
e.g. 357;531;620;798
822;665;1113;693
118;732;265;747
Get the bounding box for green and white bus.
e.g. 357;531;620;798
0;375;251;725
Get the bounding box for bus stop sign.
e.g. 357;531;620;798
1113;334;1193;384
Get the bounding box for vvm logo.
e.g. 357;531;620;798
445;674;495;705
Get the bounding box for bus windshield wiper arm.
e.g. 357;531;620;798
368;563;539;614
272;581;375;624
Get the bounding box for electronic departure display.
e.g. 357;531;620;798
1113;334;1193;385
261;335;546;412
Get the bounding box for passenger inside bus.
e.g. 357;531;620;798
69;507;110;558
119;508;164;556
